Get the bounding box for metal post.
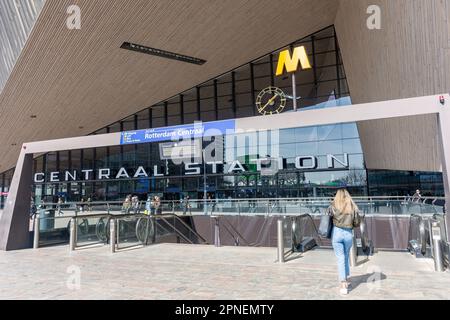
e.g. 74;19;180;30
431;221;445;272
292;73;297;111
277;219;285;263
203;149;207;215
433;238;445;272
213;217;220;247
69;217;77;251
110;218;116;253
349;230;357;267
437;110;450;243
33;214;40;249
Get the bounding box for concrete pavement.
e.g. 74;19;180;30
0;243;448;300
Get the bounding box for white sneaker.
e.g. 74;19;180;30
339;287;349;295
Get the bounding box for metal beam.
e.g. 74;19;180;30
437;107;450;239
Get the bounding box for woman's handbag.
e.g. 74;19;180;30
318;207;333;239
353;210;362;228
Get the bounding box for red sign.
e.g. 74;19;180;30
0;192;8;196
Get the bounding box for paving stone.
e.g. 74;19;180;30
0;243;448;299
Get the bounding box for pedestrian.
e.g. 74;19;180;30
122;194;132;214
144;195;152;215
326;189;362;295
79;197;85;213
30;197;37;220
412;189;422;203
131;194;139;214
182;196;191;215
154;196;161;215
57;196;64;216
87;196;92;212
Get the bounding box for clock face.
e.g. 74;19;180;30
256;87;287;115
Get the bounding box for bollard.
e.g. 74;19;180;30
69;217;77;251
431;221;445;272
110;218;116;253
349;230;357;267
277;219;285;263
33;215;40;249
213;217;221;247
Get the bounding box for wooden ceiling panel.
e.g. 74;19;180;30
0;0;338;172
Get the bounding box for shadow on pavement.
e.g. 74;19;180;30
356;256;370;266
284;251;303;262
349;272;387;290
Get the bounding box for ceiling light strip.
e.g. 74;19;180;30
121;42;206;65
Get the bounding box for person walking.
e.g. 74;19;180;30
87;196;92;212
30;197;37;220
122;194;132;214
182;196;191;215
144;195;152;215
79;197;85;213
412;189;422;203
57;196;64;216
326;189;361;295
154;196;161;215
131;194;139;214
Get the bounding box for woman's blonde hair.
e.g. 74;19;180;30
331;189;358;214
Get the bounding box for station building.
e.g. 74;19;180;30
1;0;448;206
1;0;450;253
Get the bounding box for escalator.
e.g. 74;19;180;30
110;214;208;250
357;216;374;256
285;213;374;256
407;214;431;257
290;214;319;253
407;213;449;271
152;214;208;245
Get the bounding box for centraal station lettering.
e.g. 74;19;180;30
34;154;349;183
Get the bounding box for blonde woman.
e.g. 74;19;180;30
327;189;361;295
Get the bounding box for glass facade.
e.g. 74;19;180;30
0;26;443;207
31;122;367;202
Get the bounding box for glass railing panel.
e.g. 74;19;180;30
154;216;175;237
38;214;71;247
282;217;293;254
75;215;110;247
116;215;143;250
171;215;203;244
108;203;124;213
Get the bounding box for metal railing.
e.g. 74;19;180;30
33;196;445;218
31;197;445;254
407;213;448;271
276;213;373;264
408;214;431;257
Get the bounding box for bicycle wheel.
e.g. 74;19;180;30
78;218;89;235
95;217;110;242
135;217;155;244
66;218;90;237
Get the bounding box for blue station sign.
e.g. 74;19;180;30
120;119;236;145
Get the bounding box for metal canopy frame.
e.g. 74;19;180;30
1;94;450;250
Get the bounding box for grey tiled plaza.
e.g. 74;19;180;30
0;243;449;300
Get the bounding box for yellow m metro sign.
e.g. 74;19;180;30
276;46;312;76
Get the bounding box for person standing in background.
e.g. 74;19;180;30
412;189;422;203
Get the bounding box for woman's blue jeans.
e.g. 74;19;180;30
332;226;353;282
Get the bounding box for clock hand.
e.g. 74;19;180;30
260;94;278;111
